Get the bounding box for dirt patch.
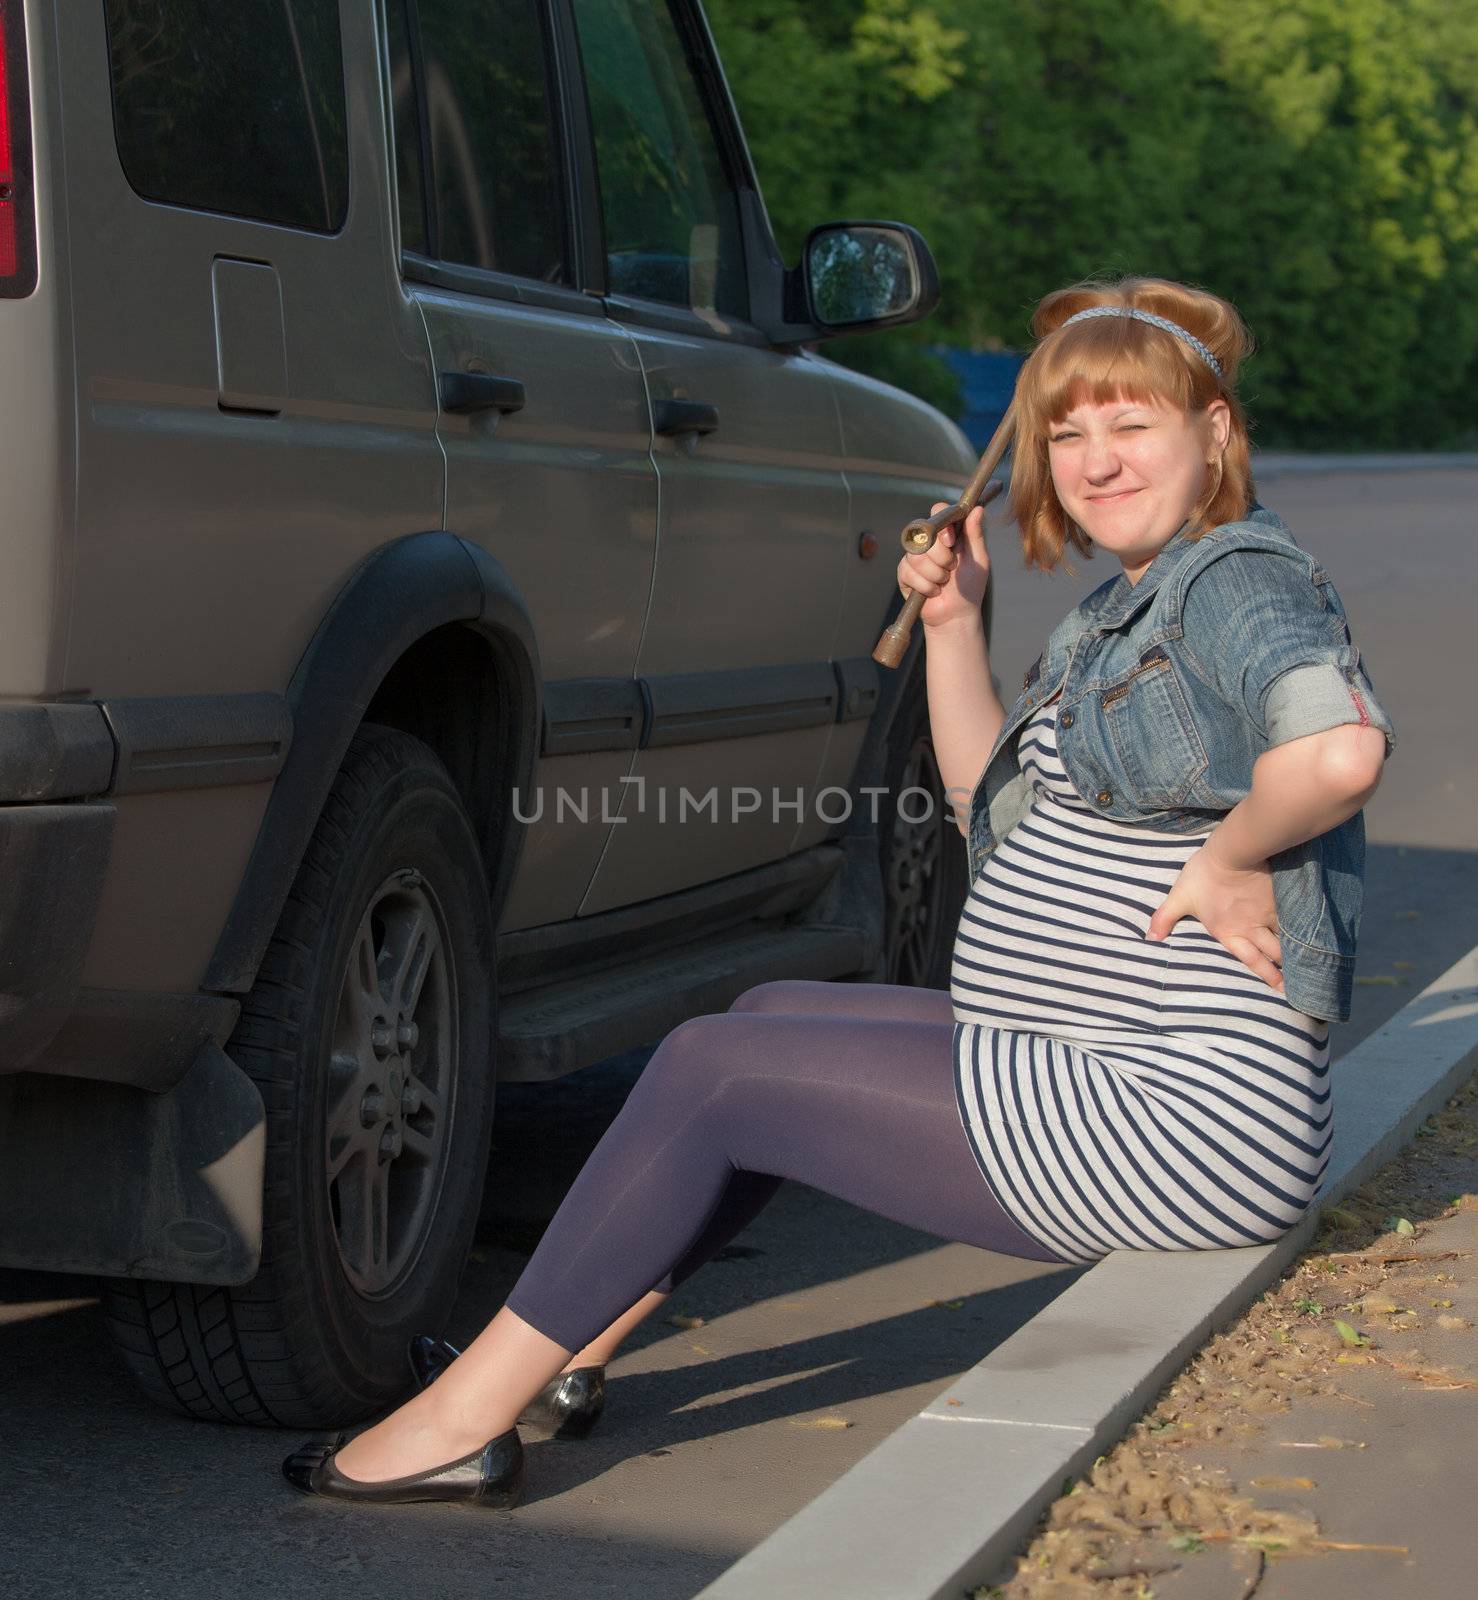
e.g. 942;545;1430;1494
972;1070;1478;1600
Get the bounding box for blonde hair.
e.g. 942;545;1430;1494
1008;276;1256;572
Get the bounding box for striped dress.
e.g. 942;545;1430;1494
951;695;1333;1264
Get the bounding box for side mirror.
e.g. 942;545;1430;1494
802;221;940;334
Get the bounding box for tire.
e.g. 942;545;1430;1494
102;724;497;1428
878;667;968;990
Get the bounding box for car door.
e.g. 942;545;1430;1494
385;0;659;930
567;0;854;913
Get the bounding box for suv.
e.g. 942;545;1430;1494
0;0;977;1426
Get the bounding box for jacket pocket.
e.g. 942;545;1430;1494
1099;647;1210;808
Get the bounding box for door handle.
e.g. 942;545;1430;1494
439;370;527;415
653;398;719;437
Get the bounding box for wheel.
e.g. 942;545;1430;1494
102;725;496;1427
878;668;968;989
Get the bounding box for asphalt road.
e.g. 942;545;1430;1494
2;462;1474;1600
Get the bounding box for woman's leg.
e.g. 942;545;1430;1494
649;982;955;1287
333;1000;1058;1481
564;980;960;1369
504;1004;1061;1353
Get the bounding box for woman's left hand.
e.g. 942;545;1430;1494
1145;846;1284;991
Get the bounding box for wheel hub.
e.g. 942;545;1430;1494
324;872;457;1297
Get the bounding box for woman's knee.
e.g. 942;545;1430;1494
729;979;831;1015
642;1013;735;1101
642;1011;778;1124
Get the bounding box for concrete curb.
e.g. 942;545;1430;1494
694;944;1478;1600
1251;451;1478;477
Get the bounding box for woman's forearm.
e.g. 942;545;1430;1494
922;614;1006;831
1202;723;1389;872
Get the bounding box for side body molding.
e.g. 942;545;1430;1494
203;532;541;995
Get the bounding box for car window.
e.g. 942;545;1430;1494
405;0;567;283
103;0;347;233
569;0;748;321
384;0;428;257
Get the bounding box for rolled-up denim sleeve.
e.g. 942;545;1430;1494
1181;548;1396;756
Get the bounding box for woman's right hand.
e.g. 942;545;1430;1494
897;502;992;630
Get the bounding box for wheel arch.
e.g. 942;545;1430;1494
203;531;541;996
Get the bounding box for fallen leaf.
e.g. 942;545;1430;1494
1249;1475;1316;1490
787;1415;853;1430
1333;1319;1370;1347
1436;1314;1471;1331
1276;1437;1366;1450
667;1314;706;1330
1322;1206;1365;1231
933;1298;965;1310
1355;974;1401;987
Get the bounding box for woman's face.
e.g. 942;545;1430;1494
1048;393;1231;583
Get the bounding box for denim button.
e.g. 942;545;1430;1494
1059;710;1075;728
1096;788;1113;806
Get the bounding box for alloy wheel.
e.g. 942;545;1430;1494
324;868;458;1298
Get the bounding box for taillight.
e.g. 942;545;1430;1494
0;0;36;296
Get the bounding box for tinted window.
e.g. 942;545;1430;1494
570;0;748;320
104;0;348;233
413;0;567;282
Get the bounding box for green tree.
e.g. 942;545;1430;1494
706;0;1478;448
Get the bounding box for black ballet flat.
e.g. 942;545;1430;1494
281;1426;524;1508
408;1334;606;1440
524;1364;606;1439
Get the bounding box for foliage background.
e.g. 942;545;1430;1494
705;0;1478;448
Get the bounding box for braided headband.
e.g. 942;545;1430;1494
1059;305;1224;381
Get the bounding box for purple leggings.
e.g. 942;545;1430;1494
502;980;1065;1352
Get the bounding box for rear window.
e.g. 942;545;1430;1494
103;0;348;234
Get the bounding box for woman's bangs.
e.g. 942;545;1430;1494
1022;322;1195;431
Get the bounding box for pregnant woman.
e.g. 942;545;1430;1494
282;275;1395;1507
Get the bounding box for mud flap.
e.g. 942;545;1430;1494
0;1043;265;1284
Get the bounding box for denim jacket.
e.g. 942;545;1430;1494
964;503;1395;1024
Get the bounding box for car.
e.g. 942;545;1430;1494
0;0;979;1427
